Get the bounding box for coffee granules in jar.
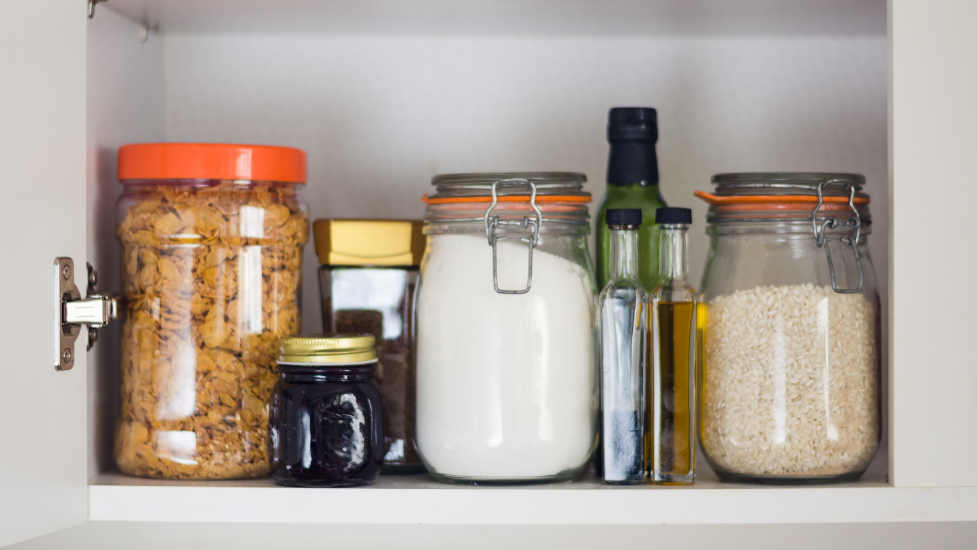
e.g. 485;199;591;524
314;219;425;473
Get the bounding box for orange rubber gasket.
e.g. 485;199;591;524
423;195;592;204
695;191;869;206
711;202;860;213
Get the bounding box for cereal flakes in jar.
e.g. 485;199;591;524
113;143;309;479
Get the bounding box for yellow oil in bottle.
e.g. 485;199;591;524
649;300;695;484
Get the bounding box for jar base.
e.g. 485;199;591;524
272;477;376;488
715;469;865;485
380;462;428;475
425;465;587;486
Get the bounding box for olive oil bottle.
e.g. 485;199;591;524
649;207;697;484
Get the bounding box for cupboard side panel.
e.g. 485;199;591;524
890;0;977;487
0;1;88;545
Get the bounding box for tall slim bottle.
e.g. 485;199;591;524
597;209;647;484
649;207;696;485
597;107;668;291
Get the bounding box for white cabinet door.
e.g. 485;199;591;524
0;1;88;546
891;0;977;487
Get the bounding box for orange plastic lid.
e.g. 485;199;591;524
118;143;307;184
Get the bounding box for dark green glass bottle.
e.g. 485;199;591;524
597;108;667;291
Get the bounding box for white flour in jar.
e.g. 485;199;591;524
416;234;597;480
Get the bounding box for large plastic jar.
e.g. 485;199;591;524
696;173;881;484
416;173;598;484
114;143;309;479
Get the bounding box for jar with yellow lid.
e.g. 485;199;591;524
269;334;384;487
313;219;424;473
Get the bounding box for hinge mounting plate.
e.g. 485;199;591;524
54;257;118;371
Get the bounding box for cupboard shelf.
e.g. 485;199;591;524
87;470;977;525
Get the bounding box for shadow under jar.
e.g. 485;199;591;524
695;173;882;484
114;143;308;480
269;334;384;487
416;173;599;484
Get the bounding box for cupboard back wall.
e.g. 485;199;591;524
88;30;888;474
164;34;888;333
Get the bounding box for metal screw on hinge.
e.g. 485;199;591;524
62;348;72;365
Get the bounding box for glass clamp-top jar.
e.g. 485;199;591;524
695;172;881;484
114;143;309;479
416;173;598;484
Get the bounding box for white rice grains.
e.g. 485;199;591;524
701;284;879;477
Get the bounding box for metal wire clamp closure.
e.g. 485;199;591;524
811;179;864;294
483;179;543;294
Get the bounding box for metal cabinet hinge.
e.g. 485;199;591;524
54;257;118;371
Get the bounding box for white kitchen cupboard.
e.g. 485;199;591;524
2;0;976;547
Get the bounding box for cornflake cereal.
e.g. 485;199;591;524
114;182;308;479
701;284;879;478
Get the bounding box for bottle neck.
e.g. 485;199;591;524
610;227;640;281
607;140;659;186
658;225;689;282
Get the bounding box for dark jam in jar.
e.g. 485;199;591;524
269;336;384;488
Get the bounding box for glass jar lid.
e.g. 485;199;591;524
423;172;591;229
696;172;870;295
423;172;591;295
710;172;866;195
277;334;377;365
696;172;870;223
427;172;589;201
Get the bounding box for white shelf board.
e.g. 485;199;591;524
103;0;885;36
88;469;977;525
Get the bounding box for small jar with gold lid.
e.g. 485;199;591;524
313;219;425;473
269;334;384;487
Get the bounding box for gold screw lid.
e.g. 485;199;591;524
277;333;377;365
313;219;425;267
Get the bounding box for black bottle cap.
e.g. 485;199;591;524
655;207;692;225
606;208;642;227
607;107;658;143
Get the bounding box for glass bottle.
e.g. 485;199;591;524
598;209;647;484
597;107;668;292
649;207;696;485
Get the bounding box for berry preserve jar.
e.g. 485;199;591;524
269;334;384;487
695;173;881;484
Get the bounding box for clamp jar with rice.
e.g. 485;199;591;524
114;143;309;479
695;173;881;484
416;173;598;484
